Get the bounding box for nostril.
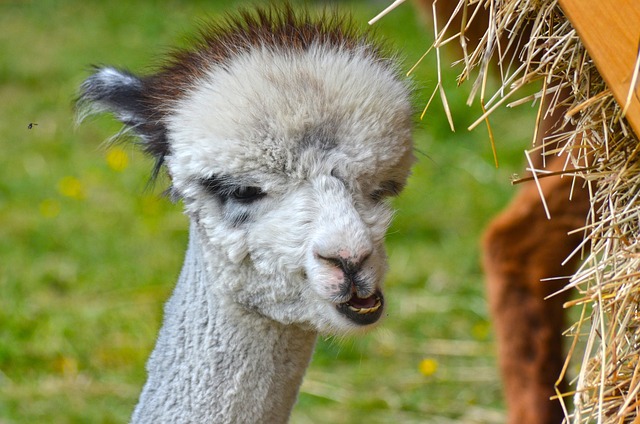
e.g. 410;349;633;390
316;254;347;272
316;251;370;276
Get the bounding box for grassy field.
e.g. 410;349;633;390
0;1;538;423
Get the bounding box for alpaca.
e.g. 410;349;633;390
416;1;591;422
78;5;414;423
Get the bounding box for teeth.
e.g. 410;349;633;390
347;299;382;314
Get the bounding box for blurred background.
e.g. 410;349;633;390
0;1;538;422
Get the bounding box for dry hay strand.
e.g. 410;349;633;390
393;0;640;422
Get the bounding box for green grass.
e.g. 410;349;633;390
0;1;537;423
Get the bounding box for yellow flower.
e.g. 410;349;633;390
418;358;438;377
106;146;129;172
53;355;78;376
57;176;85;200
39;198;61;218
471;321;491;341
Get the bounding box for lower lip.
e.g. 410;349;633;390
335;291;384;326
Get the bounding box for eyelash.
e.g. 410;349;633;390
230;186;265;203
200;177;266;204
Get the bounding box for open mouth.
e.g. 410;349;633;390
336;290;384;326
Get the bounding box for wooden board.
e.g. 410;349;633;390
558;0;640;138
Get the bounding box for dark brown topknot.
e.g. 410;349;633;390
143;3;386;113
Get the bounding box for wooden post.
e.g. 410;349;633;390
558;0;640;138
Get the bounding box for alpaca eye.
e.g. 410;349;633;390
199;176;264;204
231;186;265;203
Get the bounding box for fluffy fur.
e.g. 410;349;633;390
79;5;414;423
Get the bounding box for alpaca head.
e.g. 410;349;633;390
79;6;414;334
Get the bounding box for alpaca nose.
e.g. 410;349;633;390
315;249;372;277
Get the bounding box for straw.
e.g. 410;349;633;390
376;0;640;421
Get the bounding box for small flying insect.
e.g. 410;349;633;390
28;123;38;129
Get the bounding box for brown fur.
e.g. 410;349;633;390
414;1;591;422
145;5;386;114
482;146;589;423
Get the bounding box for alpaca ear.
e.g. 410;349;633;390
78;66;169;178
79;67;147;126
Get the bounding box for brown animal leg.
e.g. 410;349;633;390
482;153;590;423
411;1;592;421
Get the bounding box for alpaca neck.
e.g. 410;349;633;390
131;223;318;424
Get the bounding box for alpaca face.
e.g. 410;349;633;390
79;6;414;334
165;44;413;333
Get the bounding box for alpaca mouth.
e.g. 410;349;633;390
336;290;384;326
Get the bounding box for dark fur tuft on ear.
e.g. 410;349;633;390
77;66;169;180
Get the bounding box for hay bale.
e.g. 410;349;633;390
376;0;640;421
